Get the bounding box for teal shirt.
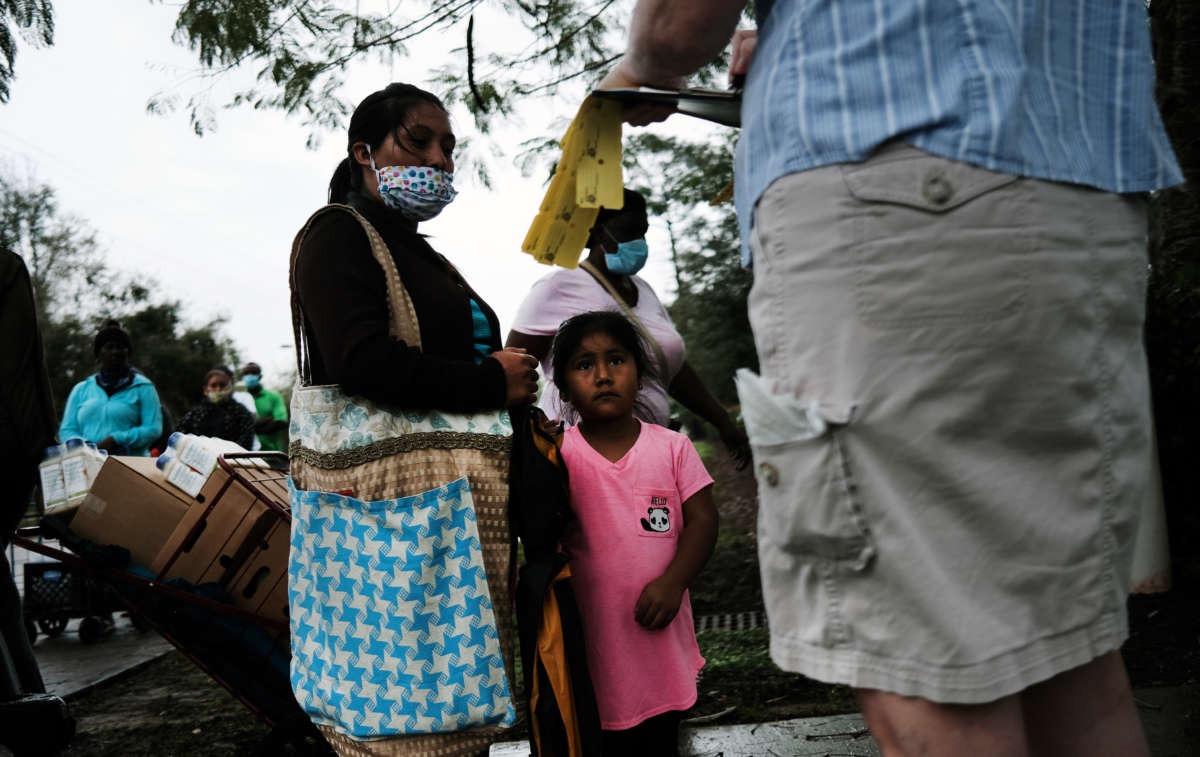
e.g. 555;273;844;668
59;373;163;456
469;298;494;365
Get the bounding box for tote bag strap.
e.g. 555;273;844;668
289;204;423;384
578;259;671;381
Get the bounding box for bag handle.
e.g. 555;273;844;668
289;204;423;385
578;260;671;382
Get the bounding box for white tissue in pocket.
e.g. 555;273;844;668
735;368;853;445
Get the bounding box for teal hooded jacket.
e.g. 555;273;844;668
59;373;162;456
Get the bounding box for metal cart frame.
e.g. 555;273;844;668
12;452;328;753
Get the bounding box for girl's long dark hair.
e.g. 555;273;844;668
328;83;447;204
550;310;656;423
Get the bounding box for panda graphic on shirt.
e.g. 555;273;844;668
640;495;671;533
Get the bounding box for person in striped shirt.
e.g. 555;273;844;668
600;2;1182;756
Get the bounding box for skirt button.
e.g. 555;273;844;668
758;462;780;487
922;172;954;206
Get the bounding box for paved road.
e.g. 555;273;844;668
32;616;173;700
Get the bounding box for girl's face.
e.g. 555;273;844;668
562;331;640;423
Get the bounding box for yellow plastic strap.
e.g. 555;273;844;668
522;97;624;268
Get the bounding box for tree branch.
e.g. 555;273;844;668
467;14;487;112
515;53;622;95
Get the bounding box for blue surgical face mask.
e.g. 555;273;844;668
602;226;649;275
243;374;261;389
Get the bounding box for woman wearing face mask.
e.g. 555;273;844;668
508;188;751;467
174;367;256;449
292;82;536;413
289;83;537;756
59;321;163;456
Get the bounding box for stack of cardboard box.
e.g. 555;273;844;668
65;454;290;626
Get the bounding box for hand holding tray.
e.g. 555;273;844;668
591;86;742;128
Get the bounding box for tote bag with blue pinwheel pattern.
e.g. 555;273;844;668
289;478;515;736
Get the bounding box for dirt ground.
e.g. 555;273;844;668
61;653;278;756
48;451;1200;754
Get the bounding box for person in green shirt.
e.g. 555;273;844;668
240;362;289;451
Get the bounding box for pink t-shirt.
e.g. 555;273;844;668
510;267;686;426
561;421;713;729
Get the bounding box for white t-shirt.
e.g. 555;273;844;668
511;267;685;426
232;390;262;451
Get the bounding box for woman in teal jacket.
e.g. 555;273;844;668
59;322;162;456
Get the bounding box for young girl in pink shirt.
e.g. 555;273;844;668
550;311;717;755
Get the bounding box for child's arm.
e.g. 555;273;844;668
634;484;718;630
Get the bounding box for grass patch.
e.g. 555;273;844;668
690;627;857;723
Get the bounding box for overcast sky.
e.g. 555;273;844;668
2;0;709;389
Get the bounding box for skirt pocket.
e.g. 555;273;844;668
736;369;874;571
841;146;1030;336
288;477;516;739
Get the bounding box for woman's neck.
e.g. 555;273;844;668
97;364;131;382
577;415;640;463
585;246;638;303
349;190;419;233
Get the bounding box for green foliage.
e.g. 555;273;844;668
119;303;240;419
690;438;715;464
0;0;54;103
38;304;238;424
3;171;238;427
0;173;109;319
154;1;734;146
623;131;757;415
698;627;778;676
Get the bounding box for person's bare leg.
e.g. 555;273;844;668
1021;651;1148;757
856;688;1028;757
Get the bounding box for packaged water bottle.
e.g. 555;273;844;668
83;441;107;487
155;454;208;498
61;438;94;505
166;432;219;475
38;445;68;512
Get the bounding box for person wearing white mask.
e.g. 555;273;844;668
292;82;537;412
206;362;261;451
508;188;750;468
175;367;255;449
288;82;537;757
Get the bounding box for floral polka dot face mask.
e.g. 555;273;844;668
369;151;458;221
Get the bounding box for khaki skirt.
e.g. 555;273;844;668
742;143;1157;704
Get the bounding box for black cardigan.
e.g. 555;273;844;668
293;194;507;412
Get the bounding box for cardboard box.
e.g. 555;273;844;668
227;518;291;616
69;456;194;568
150;456;292;584
152;466;271;584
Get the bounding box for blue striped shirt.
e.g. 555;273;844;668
735;0;1183;264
